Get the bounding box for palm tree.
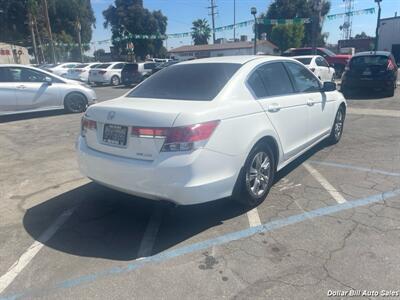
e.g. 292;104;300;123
191;19;211;45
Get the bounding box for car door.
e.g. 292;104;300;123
9;67;61;111
284;61;333;143
0;67;17;112
111;63;125;77
248;62;309;160
317;57;332;81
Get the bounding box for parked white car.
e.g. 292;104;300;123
293;55;335;82
77;56;346;206
88;62;125;86
65;63;102;82
0;64;96;115
45;62;81;77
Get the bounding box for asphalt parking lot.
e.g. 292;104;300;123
0;86;399;299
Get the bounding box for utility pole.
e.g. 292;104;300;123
28;13;39;64
233;0;236;41
208;0;217;43
42;0;56;63
251;7;257;55
311;0;322;55
375;0;382;51
76;19;83;63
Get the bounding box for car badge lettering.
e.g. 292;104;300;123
107;111;116;120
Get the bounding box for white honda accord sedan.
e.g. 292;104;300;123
77;56;346;207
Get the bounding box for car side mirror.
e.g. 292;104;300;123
44;76;52;85
322;81;336;92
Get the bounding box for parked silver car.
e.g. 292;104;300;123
0;64;97;115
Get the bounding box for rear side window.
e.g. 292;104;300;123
96;64;111;69
112;63;125;69
295;57;312;65
257;62;294;96
247;71;267;98
284;62;321;93
0;68;11;82
128;63;241;101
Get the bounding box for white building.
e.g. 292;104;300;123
378;16;400;62
169;40;278;60
0;43;30;65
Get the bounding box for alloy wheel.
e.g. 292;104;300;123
245;152;271;197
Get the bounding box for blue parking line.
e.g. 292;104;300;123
309;160;400;177
1;188;400;300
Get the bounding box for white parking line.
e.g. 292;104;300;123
247;208;262;227
303;163;346;204
0;207;75;294
137;206;163;258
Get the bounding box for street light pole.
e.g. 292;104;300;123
76;20;83;63
251;7;257;55
233;0;236;41
375;0;382;51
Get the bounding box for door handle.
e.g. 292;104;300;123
267;103;280;112
307;99;315;106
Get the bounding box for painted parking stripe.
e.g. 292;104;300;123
137;206;164;258
246;208;262;227
2;189;400;300
309;160;400;177
303;163;346;204
0;208;75;295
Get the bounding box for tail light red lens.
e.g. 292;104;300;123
130;121;220;152
81;117;97;137
387;59;395;71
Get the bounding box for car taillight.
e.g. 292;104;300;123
162;120;220;152
130;121;219;152
387;59;395;71
99;70;107;74
81;116;97;137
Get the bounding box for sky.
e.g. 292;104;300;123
90;0;400;53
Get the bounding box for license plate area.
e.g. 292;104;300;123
103;124;128;147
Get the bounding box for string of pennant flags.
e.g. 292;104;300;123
26;8;376;49
326;7;375;20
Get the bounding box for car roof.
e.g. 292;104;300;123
292;55;320;59
178;55;294;65
353;51;391;57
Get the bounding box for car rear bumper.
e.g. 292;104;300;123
342;77;396;89
77;137;242;205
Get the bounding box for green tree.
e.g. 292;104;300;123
94;49;106;61
270;23;304;51
191;19;211;45
103;0;167;60
354;31;371;39
257;0;331;47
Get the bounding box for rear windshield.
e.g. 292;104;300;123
294;57;312;65
351;55;388;67
75;64;88;68
128;63;241;101
123;64;138;71
96;63;111;69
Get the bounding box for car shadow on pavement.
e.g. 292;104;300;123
22;141;329;261
0;109;66;123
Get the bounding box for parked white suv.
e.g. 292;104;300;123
88;62;125;86
293;55;335;82
77;56;346;206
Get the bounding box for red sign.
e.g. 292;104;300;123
0;49;11;56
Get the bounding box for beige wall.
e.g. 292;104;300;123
0;43;30;65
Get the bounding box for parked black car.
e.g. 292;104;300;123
121;63;144;86
150;60;179;75
341;51;398;97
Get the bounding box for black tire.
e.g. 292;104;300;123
328;106;345;145
384;84;395;97
111;75;120;86
64;92;87;113
232;142;275;207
